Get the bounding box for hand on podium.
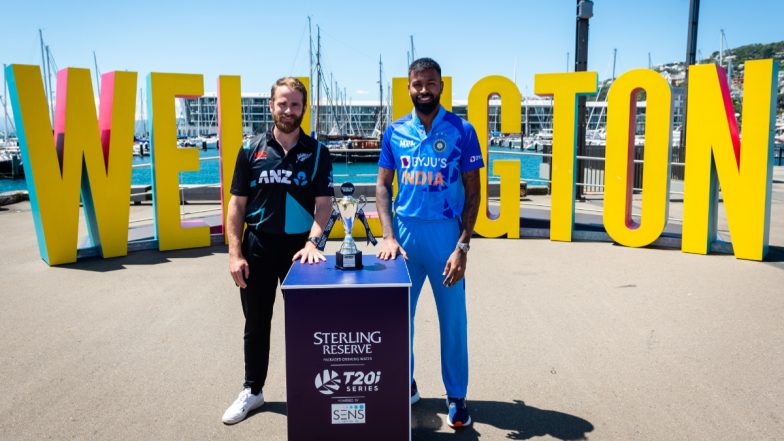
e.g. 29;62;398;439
293;241;327;264
377;237;408;261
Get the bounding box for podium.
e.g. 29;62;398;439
281;255;412;441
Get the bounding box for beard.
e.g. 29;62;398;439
411;93;440;116
273;112;304;134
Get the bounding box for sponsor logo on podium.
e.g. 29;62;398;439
315;369;341;395
331;403;366;424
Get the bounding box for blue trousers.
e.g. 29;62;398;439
395;216;469;398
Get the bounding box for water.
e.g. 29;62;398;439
0;146;544;192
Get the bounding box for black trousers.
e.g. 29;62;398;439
240;230;308;394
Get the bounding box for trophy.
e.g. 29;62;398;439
315;182;377;270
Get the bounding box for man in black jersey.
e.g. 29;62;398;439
222;77;333;424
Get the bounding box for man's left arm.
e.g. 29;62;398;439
442;169;480;287
293;196;332;264
293;144;334;264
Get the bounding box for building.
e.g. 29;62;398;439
176;90;686;139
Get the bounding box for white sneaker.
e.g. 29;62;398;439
222;388;265;424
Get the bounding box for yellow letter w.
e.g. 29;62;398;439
7;65;137;265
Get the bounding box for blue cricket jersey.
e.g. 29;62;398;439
379;106;484;220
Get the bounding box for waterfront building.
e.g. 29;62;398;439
176;89;686;140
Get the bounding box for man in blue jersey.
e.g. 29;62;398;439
222;77;333;424
376;58;483;429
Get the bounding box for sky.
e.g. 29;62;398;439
1;0;783;131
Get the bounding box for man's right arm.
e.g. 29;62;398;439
375;167;407;260
227;195;250;288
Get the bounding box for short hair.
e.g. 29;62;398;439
408;58;442;78
271;77;308;106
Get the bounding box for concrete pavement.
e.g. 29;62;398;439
1;169;783;440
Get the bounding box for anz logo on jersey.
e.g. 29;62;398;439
256;169;311;187
257;169;292;185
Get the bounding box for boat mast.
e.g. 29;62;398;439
308;16;313;135
330;74;336;134
378;55;384;138
139;88;146;137
315;26;321;141
720;29;732;85
39;29;53;126
386;82;392;126
343;86;352;136
2;64;9;143
612;48;617;80
93;51;101;93
45;45;55;124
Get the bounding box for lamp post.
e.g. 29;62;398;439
575;0;593;199
678;0;700;178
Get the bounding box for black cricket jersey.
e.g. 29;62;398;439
230;130;333;235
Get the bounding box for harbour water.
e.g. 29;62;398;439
0;146;544;193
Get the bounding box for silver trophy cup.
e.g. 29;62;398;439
334;183;366;270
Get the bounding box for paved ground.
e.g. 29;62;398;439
1;168;783;440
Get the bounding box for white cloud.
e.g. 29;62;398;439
355;89;369;95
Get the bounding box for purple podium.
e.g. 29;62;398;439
281;255;412;441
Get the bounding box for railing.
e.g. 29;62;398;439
531;143;784;193
125;143;784;200
100;143;784;227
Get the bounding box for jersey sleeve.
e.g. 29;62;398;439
313;143;334;197
460;122;484;172
378;126;396;170
230;147;251;196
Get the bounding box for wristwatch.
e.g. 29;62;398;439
456;242;470;254
308;236;320;247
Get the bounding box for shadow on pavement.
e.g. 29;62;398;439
61;246;227;273
764;245;784;264
412;398;593;441
245;401;288;421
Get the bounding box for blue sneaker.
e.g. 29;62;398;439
446;397;472;428
411;380;421;404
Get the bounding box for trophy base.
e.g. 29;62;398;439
336;250;363;270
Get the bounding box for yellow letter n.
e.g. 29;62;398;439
682;60;779;261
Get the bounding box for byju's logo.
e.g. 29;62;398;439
315;369;341;395
400;156;411;169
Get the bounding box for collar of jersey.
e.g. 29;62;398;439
409;105;446;137
265;129;308;155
